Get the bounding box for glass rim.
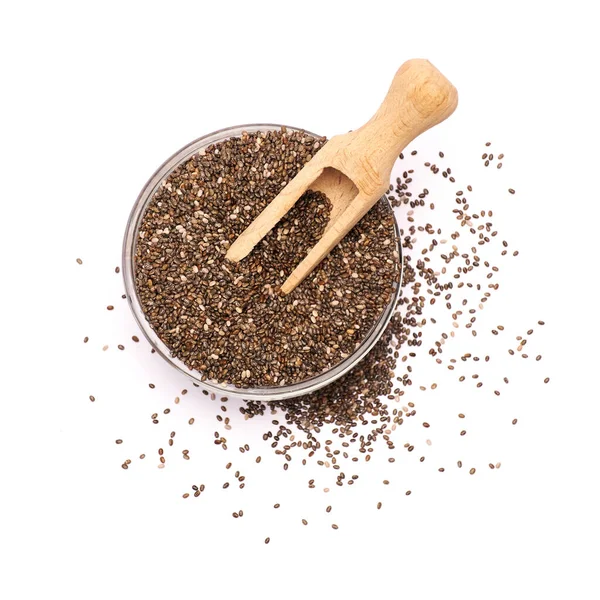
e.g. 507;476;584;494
122;123;403;401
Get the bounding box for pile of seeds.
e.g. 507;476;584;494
134;129;399;388
83;137;551;544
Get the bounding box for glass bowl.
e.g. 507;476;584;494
122;124;402;401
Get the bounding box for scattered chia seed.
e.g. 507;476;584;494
95;135;549;546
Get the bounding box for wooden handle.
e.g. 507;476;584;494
348;59;458;182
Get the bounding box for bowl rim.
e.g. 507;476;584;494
122;123;402;401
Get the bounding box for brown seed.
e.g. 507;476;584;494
512;418;518;425
377;502;382;510
115;266;120;273
107;305;114;311
149;383;155;389
189;418;195;425
302;519;308;526
405;490;411;496
76;258;83;265
115;439;123;444
265;537;270;544
544;377;550;384
469;468;476;475
83;336;89;343
132;335;139;342
274;503;280;509
508;188;515;194
118;344;124;350
89;395;95;402
331;524;339;530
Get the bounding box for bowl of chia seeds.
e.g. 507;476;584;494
123;124;402;400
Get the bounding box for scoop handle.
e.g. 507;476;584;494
353;59;458;180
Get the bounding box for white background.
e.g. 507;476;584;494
1;1;599;599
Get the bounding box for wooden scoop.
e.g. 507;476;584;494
226;58;458;294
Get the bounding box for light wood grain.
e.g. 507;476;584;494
226;59;458;293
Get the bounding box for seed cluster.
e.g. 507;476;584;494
134;129;399;388
82;137;551;546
